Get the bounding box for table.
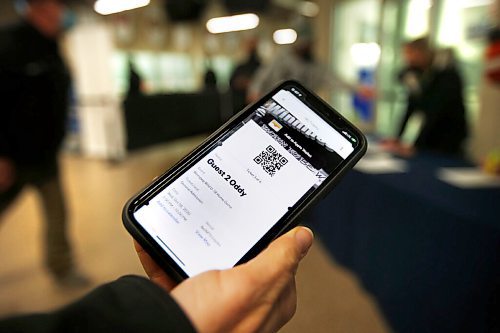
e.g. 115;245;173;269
311;153;500;333
124;92;223;150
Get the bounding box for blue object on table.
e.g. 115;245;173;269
311;153;500;333
352;68;374;122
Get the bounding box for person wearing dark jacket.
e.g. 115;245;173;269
126;59;143;98
396;38;468;156
229;37;261;114
0;227;314;333
0;0;86;286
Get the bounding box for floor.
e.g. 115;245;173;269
0;136;390;333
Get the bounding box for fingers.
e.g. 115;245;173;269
169;228;312;333
134;240;162;278
241;226;313;286
260;226;313;271
134;240;177;291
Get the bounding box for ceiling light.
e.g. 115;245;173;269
94;0;151;16
350;43;381;67
273;29;297;45
299;1;320;17
206;13;260;34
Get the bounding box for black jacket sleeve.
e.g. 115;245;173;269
397;103;415;138
0;276;197;333
0;27;15;157
396;67;420;139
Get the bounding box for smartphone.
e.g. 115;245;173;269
123;80;366;281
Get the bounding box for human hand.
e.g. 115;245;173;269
393;144;415;158
135;226;313;333
380;140;415;157
379;138;400;151
134;240;177;291
0;157;15;192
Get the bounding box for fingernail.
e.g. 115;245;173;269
295;227;314;257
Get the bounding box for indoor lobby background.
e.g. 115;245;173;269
0;0;499;332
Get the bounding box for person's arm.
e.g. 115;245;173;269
247;63;276;102
0;276;197;333
396;67;421;139
0;31;17;191
397;103;415;139
0;226;313;333
0;32;12;158
247;49;292;102
0;158;15;192
320;66;357;93
316;64;376;101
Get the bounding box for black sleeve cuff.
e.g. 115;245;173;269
0;275;198;333
58;275;198;333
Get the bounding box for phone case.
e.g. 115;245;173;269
122;80;367;282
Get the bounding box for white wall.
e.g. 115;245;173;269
65;19;126;159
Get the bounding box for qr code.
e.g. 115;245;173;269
254;145;288;177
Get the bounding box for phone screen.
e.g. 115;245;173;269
133;87;358;277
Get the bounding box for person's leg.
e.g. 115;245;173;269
35;173;74;278
33;160;90;287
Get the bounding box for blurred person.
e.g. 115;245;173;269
0;226;314;333
202;68;218;92
229;36;261;114
248;21;374;102
388;37;468;157
0;0;88;287
126;59;143;98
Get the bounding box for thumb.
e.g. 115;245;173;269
242;227;314;282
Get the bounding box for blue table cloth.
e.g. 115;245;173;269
311;153;500;333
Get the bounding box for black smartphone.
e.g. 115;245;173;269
123;80;366;281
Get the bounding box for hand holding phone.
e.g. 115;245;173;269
136;226;314;333
123;80;366;281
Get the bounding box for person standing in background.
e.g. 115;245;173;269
0;0;88;287
392;38;468;157
229;36;261;114
125;59;143;98
202;68;218;92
